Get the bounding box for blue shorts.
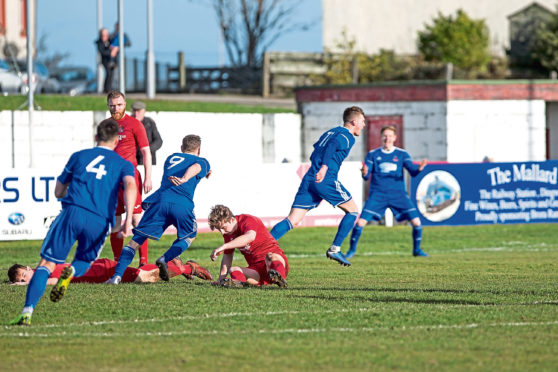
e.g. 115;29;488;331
360;191;419;222
41;206;110;264
291;175;352;210
133;200;197;241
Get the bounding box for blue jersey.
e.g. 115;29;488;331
364;147;421;194
57;146;135;224
308;126;355;178
146;152;210;206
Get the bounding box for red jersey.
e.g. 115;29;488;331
46;259;150;283
115;114;149;167
224;214;285;266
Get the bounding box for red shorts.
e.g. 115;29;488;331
116;169;143;215
247;251;289;286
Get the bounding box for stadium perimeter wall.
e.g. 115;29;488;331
296;81;558;163
0;110;363;240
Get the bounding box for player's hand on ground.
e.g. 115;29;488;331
143;177;153;193
419;159;427;171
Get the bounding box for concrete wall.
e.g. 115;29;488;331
446;100;547;162
1;111;302;169
299;99;547;163
323;0;556;56
299;101;448;161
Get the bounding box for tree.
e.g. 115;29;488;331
211;0;313;67
417;9;491;73
533;6;558;73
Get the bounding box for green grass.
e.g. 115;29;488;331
0;94;295;113
1;224;557;371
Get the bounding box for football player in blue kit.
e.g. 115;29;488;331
270;106;366;267
106;134;211;284
9;118;136;326
346;125;428;259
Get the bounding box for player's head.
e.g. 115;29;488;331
343;106;366;137
181;134;201;155
380;125;397;149
96;118;120;148
8;264;33;284
208;205;237;234
107;90;126;120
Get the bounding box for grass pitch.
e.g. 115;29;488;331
1;224;557;371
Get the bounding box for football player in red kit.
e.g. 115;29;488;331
8;257;212;285
107;90;152;266
208;205;288;288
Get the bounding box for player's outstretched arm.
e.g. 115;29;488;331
168;163;202;186
419;159;428;171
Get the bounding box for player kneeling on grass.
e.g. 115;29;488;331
208;205;289;288
8;257;212;285
106;134;211;284
9;119;136;326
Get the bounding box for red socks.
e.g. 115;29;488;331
138;240;149;265
110;232;124;260
270;260;286;277
231;270;247;282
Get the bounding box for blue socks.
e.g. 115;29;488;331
163;238;190;262
412;226;422;252
71;260;91;277
332;212;358;247
348;225;364;257
113;246;136;278
24;266;51;311
270;218;293;240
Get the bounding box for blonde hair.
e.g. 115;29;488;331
380;125;396;135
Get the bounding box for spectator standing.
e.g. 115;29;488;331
132;101;163;165
96;28;117;93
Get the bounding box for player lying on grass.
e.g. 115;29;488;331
208;205;288;288
9;119;136;326
106;134;211;284
7;257;212;285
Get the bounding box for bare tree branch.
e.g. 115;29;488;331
211;0;315;67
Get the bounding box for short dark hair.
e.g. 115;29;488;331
182;135;201;152
208;205;234;231
97;118;120;142
8;264;25;283
343;106;365;123
107;90;125;102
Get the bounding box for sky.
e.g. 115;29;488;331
36;0;322;71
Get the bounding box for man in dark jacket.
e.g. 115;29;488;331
132;101;163;165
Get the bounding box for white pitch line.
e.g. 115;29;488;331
2;320;558;338
287;244;557;258
3;302;558;331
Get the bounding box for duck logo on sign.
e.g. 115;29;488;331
8;212;25;225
